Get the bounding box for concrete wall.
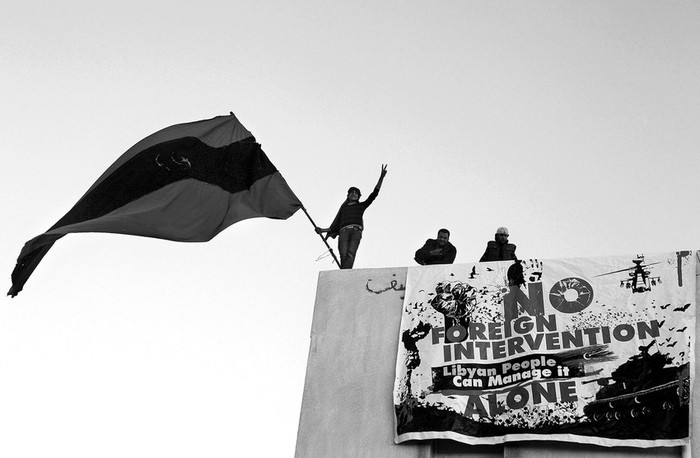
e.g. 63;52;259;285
295;266;694;457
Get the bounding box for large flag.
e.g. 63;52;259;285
9;113;302;297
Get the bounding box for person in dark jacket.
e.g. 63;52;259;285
414;229;456;265
316;165;387;269
479;226;517;262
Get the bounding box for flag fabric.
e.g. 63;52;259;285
9;113;302;296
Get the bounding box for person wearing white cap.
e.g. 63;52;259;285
479;226;517;262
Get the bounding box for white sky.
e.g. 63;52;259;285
1;1;699;456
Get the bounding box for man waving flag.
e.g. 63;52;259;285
8;112;302;297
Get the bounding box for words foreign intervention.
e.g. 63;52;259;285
431;314;660;362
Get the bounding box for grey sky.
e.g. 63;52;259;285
1;1;699;456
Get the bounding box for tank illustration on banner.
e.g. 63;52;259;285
583;341;690;423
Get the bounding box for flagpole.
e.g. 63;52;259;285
300;206;341;269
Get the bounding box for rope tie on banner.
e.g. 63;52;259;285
300;205;341;268
315;249;335;263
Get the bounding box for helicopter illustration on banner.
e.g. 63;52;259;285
595;255;662;293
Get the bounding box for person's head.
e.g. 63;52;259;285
437;229;450;246
507;261;525;287
347;187;361;202
495;226;509;244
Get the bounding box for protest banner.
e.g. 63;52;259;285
394;252;695;447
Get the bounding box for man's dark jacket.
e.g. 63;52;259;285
415;239;457;265
327;188;379;238
479;241;517;262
